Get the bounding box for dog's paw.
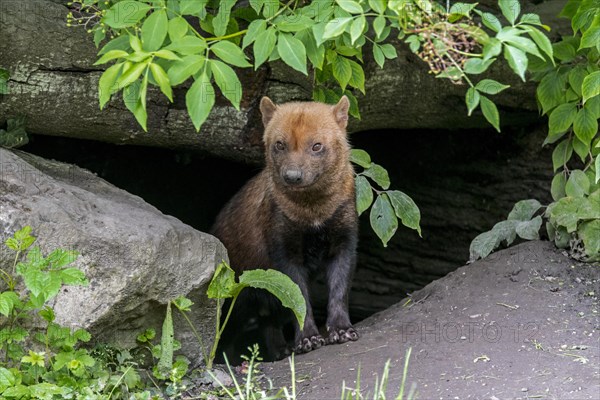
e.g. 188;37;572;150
294;335;326;353
327;327;359;344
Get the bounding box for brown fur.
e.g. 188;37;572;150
212;96;359;361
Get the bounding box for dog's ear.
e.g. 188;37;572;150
332;96;350;129
260;97;277;127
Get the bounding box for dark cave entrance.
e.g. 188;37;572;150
22;124;552;323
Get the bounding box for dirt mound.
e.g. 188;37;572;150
264;241;599;399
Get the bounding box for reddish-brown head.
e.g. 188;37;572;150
259;96;351;192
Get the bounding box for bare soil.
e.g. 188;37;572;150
263;241;600;399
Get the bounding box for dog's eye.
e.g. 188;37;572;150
275;141;285;151
312;143;323;152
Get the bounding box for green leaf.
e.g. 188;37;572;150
362;163;390;189
568;66;588;97
519;13;544;26
548;102;578;136
60;268;88;286
466;87;480;116
0;293;15;317
336;0;363;13
479;95;501;132
553;37;578;62
373;15;386;39
123;74;149;131
387;190;421;235
579;220;600;259
350;148;372;168
243;19;267;49
347;60;365;94
298;31;325;70
549;196;599;232
166;36;208;55
565;169;590;197
276;16;313;32
211;41;252;68
370;194;398;247
323;17;353;39
573;107;598;146
5;238;19;251
168;16;188;41
13;225;31;240
213;0;236;37
503;45;528;81
355;175;373;216
499;0;520;25
154;49;181;61
369;0;386;13
150;63;173;102
449;2;477;21
497;28;544;60
103;1;151;29
469;230;499;261
380;43;397;59
254;28;277;68
373;44;385;68
47;249;78;269
167;55;204;86
537;70;567;115
180;0;208;15
173;295;194;312
580;26;600;50
582;71;600;104
350;16;366;44
596;156;600;184
332;56;352;90
551;172;567;201
98;62;123;109
157;302;174;376
475;79;510;95
552;138;574;172
186;72;215;132
210;60;242;110
0;367;16;392
239;269;307;329
94;50;129;65
479;12;502;32
508;199;542;221
463;58;495;74
515;216;542;240
207;261;239;299
98;35;131;56
277;33;307;75
141;9;168;52
261;0;280;18
491;219;518;246
116;62;148;89
522;26;554;62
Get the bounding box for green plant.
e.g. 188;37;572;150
204;261;306;369
340;347;416;400
209;344;293;400
352;149;421;246
0;227;167;399
470;0;600;262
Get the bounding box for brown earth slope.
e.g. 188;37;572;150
264;241;599;400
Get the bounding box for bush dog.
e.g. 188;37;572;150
212;96;359;361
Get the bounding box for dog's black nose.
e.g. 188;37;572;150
283;169;303;185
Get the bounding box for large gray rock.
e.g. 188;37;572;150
0;148;226;363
